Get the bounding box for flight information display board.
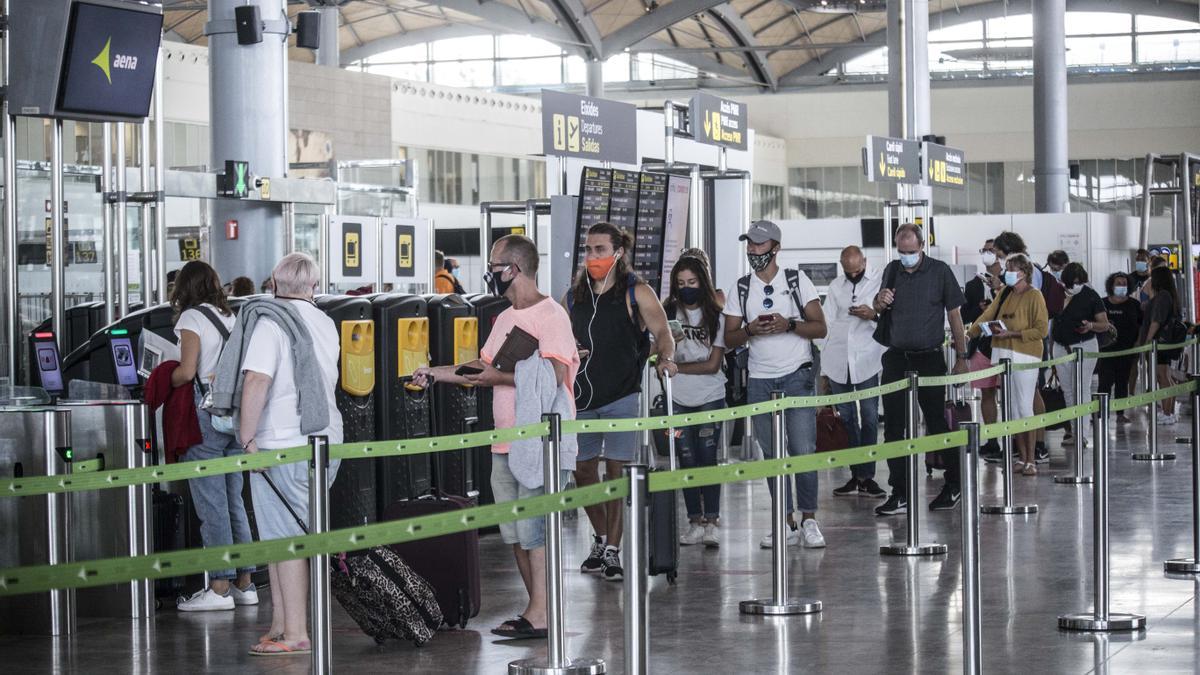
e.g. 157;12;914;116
632;172;668;293
608;169;640;233
573;167;613;272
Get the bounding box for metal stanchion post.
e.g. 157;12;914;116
882;373;948;556
1133;341;1176;461
511;414;605;675
1058;348;1094;484
1059;393;1146;631
1165;375;1200;573
623;464;649;675
960;422;983;675
741;392;822;615
309;436;332;674
982;359;1038;515
44;409;75;636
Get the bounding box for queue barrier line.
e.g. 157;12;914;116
0;478;628;598
1084;337;1199;360
330;422;549;461
3;379;1198;597
1013;353;1077;371
1110;380;1197;413
563;379;911;435
647;432;967;493
920;365;1005;388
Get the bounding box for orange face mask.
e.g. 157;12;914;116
586;255;618;281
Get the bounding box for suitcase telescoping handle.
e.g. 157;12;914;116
262;472;310;535
662;370;677;472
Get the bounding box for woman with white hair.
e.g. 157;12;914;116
238;253;344;656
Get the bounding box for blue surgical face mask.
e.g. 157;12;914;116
898;251;921;268
1135;261;1149;273
1004;271;1020;287
1114;285;1128;297
678;286;703;306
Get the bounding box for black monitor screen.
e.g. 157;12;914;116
109;337;140;386
34;341;64;394
57;2;163;119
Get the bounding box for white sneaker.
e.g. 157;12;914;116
680;523;705;546
176;588;234;612
1158;413;1179;426
230;583;259;606
759;528;800;549
702;523;719;548
801;519;826;548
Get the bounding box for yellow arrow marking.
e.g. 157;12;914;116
879;152;887;176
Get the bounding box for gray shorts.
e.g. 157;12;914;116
249;458;341;541
575;391;640;463
491;453;569;551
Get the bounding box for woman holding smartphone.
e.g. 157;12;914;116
663;256;727;547
967;254;1049;475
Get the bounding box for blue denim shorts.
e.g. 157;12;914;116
575;392;640;463
491;453;570;551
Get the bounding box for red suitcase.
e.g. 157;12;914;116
383;491;481;629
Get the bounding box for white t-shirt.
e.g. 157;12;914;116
241;300;344;449
174;304;236;385
724;268;820;379
672;306;727;408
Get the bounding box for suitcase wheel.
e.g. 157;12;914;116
666;571;678;585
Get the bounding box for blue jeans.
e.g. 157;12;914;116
677;399;724;521
749;365;817;514
186;389;255;580
828;374;879;481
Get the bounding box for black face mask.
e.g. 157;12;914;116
484;266;513;297
747;250;776;272
845;270;865;284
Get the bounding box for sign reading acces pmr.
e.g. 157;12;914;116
541;90;637;165
57;2;163;120
689;93;748;151
863;135;921;185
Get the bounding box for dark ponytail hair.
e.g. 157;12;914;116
170;260;232;319
1150;266;1179;311
663;256;722;340
571;222;639;306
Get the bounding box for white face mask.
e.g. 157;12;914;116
980;251;997;266
1067;284;1084;296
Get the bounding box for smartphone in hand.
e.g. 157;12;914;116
455;365;483;376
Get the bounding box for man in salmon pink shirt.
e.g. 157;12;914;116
414;234;578;640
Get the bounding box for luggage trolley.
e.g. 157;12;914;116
372;293;434;512
315;295;378;529
466;293;511;507
425;293;480;497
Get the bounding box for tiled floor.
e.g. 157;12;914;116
3;410;1200;673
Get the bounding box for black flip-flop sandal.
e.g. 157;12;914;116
491;616;547;640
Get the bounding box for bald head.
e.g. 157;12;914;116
840;246;865;276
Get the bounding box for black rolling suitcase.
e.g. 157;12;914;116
647;370;679;583
152;487;187;598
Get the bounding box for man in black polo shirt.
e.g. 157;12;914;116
872;223;970;515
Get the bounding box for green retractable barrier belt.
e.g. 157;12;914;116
0;479;627;598
1109;381;1196;413
919;365;1004;388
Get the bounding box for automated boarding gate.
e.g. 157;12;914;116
372;293;433;511
468;293;511;508
60;303;164;387
316;296;378;529
426;294;479;497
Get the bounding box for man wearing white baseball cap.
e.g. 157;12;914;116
723;220;829;549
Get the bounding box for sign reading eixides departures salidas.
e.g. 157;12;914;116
541;90;637;165
689;92;748;151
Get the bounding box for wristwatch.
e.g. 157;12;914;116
956;352;969;361
787;318;797;333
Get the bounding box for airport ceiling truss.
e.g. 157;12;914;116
162;0;1200;92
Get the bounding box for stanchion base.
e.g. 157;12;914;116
1054;475;1094;484
1164;558;1200;574
980;504;1039;515
1174;437;1191;444
508;658;607;675
1131;453;1177;461
1057;612;1146;632
739;598;822;615
879;543;948;556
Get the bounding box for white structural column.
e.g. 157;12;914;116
316;5;340;68
887;0;931;206
1033;0;1069;213
586;60;604;98
206;0;288;283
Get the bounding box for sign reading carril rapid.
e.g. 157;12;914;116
863;135;922;185
925;142;967;190
56;1;163;120
541;90;638;165
689;92;748;151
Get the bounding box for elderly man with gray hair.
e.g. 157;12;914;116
211;252;344;657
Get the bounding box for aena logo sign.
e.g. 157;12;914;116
90;37;139;85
